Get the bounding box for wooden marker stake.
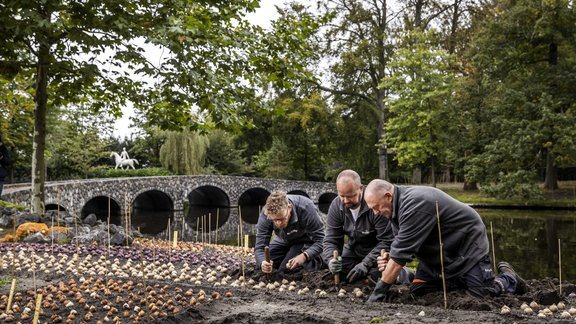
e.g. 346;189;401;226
216;208;220;245
107;196;111;257
32;293;43;324
6;278;16;313
559;238;562;296
435;201;448;309
57;188;60;227
241;234;249;282
490;221;496;272
208;212;212;245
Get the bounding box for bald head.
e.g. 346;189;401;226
336;169;362;209
336;169;361;186
364;179;394;197
364;179;395;218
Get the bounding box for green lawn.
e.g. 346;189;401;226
435;181;576;207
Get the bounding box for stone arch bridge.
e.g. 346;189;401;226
3;175;337;243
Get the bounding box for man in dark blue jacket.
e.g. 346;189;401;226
323;170;412;283
364;179;526;301
255;191;325;273
0;138;10;199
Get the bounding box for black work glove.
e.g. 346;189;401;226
346;262;369;283
328;256;342;274
367;280;392;302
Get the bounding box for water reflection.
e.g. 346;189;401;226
479;209;576;282
131;208;173;235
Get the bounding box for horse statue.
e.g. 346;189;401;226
110;152;139;169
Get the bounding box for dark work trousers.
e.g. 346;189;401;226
269;238;324;272
341;247;414;284
410;254;519;297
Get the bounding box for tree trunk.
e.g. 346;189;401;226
412;166;422;184
430;157;436;188
463;182;478;191
543;148;558;190
31;42;50;214
377;96;389;180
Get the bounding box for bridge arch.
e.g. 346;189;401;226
287;189;309;198
45;204;67;212
238;187;270;224
186;185;231;231
81;195;122;225
132;189;174;235
318;192;338;214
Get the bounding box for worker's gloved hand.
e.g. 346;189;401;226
328;256;342;274
261;260;273;274
367;280;392;302
346;262;369;283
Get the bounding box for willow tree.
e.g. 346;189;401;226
159;130;208;175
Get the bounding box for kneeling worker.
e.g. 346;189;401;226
255;191;325;273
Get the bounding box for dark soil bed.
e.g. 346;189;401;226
1;242;575;323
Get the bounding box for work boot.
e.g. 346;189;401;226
498;261;527;295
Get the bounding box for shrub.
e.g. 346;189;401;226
88;166;173;178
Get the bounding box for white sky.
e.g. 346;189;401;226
112;1;281;138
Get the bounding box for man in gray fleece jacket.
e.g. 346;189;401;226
364;179;526;301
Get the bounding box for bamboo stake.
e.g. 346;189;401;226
51;209;54;255
128;204;132;235
124;193;129;246
32;293;43;324
237;224;240;247
558;238;562;296
168;218;172;261
216;208;220;245
435;201;448;309
74;207;79;253
167;218;171;241
107;195;111;257
6;278;16;313
137;240;149;321
57;188;60;228
32;263;36;296
208;212;212;245
196;217;200;243
490;221;496;272
182;215;185;241
242;234;249;281
239;206;244;248
11;211;16;278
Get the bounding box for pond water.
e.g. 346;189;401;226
478;208;576;282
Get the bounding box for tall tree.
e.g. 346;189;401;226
204;129;250;176
272;92;339;180
381;30;455;187
293;0;457;180
159;130;208;175
1;0;319;212
465;0;576;195
0;76;35;181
